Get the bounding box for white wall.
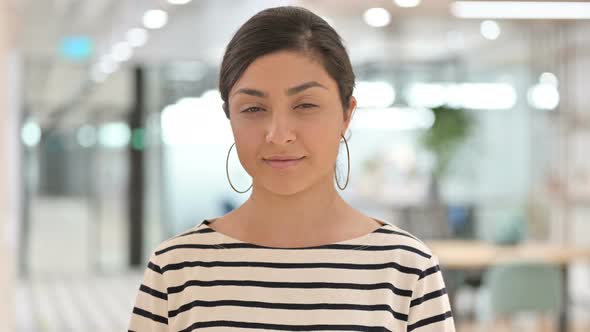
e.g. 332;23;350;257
0;0;20;329
565;22;590;246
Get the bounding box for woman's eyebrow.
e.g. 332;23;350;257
286;81;327;95
231;81;327;98
232;88;266;98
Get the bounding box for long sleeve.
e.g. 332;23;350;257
128;250;169;331
407;254;455;332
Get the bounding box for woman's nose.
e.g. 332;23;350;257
265;113;296;144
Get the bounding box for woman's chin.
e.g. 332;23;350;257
258;181;309;196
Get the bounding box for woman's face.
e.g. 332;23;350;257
228;50;356;195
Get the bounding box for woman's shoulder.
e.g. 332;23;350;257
147;220;213;262
377;220;438;268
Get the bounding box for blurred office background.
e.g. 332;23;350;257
1;0;590;331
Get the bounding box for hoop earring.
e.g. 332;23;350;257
335;133;350;190
226;142;252;193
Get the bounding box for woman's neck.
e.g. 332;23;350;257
236;174;354;240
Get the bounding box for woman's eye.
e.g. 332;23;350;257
296;103;317;109
242;107;263;113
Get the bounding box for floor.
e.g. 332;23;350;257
14;272;143;332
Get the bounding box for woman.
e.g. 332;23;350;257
129;6;455;332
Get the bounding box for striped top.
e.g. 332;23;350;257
128;218;455;332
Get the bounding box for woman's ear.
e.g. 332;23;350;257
222;102;230;119
343;96;357;134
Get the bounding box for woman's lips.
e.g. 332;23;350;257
264;156;305;169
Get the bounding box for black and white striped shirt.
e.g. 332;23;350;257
128;218;455;331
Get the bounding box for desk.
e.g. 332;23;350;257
425;240;590;332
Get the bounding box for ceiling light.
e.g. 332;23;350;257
406;83;447;108
99;57;118;74
480;20;500;40
539;72;558;86
98;122;131;148
127;28;148;47
21;121;42;147
143;9;168;29
528;83;559;110
351;107;434;130
454;83;517;110
363;8;391;27
451;1;590;19
394;0;421;8
406;82;517;110
354;81;396;108
111;42;133;62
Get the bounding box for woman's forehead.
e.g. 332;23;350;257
231;51;336;96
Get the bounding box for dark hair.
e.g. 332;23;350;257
218;6;355;119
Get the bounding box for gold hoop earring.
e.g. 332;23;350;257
335;133;350;190
226;142;252;193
